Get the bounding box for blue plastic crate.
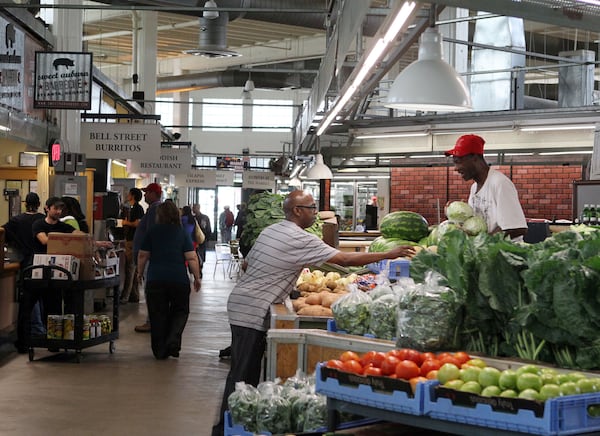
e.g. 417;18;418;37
326;319;377;339
367;259;410;279
315;363;426;416
423;381;600;435
224;410;379;435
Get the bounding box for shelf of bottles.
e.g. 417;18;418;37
581;204;599;225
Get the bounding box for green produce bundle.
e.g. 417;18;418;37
255;382;291;434
368;293;399;340
331;284;372;335
227;382;260;432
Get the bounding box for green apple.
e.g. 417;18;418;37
559;381;580;396
517;373;543;392
498;369;518;390
516;364;540;376
444;379;465;390
518;388;541;401
437;363;460;384
465;358;487;369
481;385;502;397
460;366;482;383
576;378;598;394
478;367;501;388
499;389;518;398
539;384;561;401
540;368;558;376
556;373;571;385
460;381;482;394
540;372;557;386
566;372;586;383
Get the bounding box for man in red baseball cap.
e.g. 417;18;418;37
446;134;527;240
141;182;162;195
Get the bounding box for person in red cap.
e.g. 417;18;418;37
445;134;527;240
133;182;163;333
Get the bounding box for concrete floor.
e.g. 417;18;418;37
0;252;234;436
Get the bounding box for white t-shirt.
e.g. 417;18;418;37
227;220;338;332
468;168;527;236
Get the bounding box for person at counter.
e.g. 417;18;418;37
445;134;528;241
32;197;76;254
3;192;45;268
120;188;144;304
211;190;416;436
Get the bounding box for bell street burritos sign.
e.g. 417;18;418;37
80;122;161;160
243;171;276;190
34;51;92;109
129;142;192;174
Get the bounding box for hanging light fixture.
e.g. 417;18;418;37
305;154;333;179
288;176;302;187
385;26;472;112
203;0;219;19
338;157;361;172
243;72;255;92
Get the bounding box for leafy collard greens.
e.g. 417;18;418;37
241;192;285;249
409;226;600;369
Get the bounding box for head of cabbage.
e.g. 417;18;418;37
446;201;474;224
462;215;488;235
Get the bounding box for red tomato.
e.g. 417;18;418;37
363;365;383;377
395;348;412;360
421;352;436;362
326;359;344;370
453;351;471;365
426;369;439;380
409;376;428;394
359;351;386;368
438;355;462;367
342;359;363;374
420;359;442;377
405;349;424;365
385;349;403;359
340;351;360;363
395;360;420;380
388;373;398;379
380;355;400;376
436;352;453;360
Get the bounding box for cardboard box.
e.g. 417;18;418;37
97;249;119;268
32;254;80;280
79;257;97;281
47;233;95;257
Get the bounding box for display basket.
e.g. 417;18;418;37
224;410;378;436
367;259;410;279
315;363;427;415
423;381;600;435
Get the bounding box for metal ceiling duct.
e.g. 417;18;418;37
184;12;242;58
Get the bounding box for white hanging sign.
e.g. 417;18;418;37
129;144;191;174
175;170;235;188
243;171;276;190
80;123;161;160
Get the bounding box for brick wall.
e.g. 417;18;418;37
390;164;582;225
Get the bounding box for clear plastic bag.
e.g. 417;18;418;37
255;381;291;434
331;284;372;335
368;293;399;340
227;381;260;432
396;271;461;351
302;394;327;431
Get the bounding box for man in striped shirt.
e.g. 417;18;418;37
212;190;415;435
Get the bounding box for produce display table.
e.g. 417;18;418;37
270;303;330;330
20;264;120;363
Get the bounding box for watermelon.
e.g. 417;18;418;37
369;236;417;253
379;211;429;242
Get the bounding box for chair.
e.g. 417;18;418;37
228;241;244;279
213;243;232;279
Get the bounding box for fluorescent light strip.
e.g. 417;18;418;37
408;154;446;159
0;124;10;132
576;0;600;6
356;132;428;139
538;150;593;156
316;1;417;136
112;159;127;167
520;125;597;132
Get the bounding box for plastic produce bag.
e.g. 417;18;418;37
368;293;399;340
255;381;291;434
227;381;260;432
302;394;327;432
396;271;462;351
368;270;395;300
331;284;372;335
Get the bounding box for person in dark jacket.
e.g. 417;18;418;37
192;203;211;267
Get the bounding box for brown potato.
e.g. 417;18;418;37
297;282;311;293
291;297;306;311
305;293;322;305
326;280;338;290
321;293;343;308
297;305;333;317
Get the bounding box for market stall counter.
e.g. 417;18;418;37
20;264;120;363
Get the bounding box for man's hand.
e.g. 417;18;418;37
387;245;416;259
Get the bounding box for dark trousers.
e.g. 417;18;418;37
145;281;190;359
212;325;266;436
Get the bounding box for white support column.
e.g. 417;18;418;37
135;11;158;115
54;0;83;153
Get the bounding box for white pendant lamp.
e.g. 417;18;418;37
338;157;361;172
305;154;333;179
385;27;472;112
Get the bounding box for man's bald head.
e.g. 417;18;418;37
283;190;311;217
